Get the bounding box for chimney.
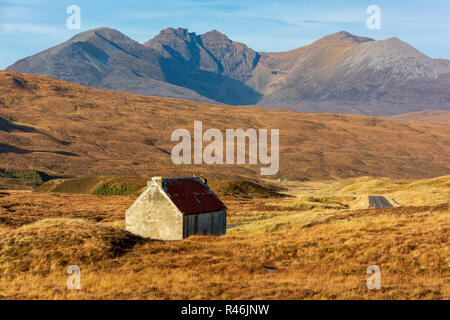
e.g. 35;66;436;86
150;176;163;188
193;174;207;185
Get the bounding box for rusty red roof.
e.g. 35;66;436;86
162;178;227;215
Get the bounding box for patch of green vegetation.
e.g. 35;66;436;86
18;171;41;181
36;176;147;196
0;168;53;182
1;170;14;179
94;183;136;196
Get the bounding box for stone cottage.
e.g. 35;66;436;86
125;176;227;240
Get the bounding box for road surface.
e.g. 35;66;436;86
369;196;393;208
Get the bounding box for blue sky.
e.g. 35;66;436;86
1;0;449;69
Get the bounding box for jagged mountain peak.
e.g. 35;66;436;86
155;27;196;40
318;30;374;44
69;27;128;42
200;29;231;41
144;27;259;83
147;27;230;43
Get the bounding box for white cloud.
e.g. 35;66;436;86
235;2;364;27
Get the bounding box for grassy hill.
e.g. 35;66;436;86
36;176;147;196
327;175;450;207
388;110;450;123
1;71;450;181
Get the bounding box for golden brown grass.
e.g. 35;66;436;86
327;175;450;207
0;218;143;276
0;191;130;227
1;71;450;181
0;176;448;300
388;110;450;123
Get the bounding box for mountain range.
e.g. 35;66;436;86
6;27;450;116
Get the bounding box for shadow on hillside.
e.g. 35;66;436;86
158;47;262;105
0;143;78;157
0;143;29;154
0;117;37;133
0;117;71;146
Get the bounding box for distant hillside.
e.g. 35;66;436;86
1;71;450;180
254;33;450;115
388;110;450;123
6;27;450;116
436;59;450;67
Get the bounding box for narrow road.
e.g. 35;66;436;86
369;196;393;208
